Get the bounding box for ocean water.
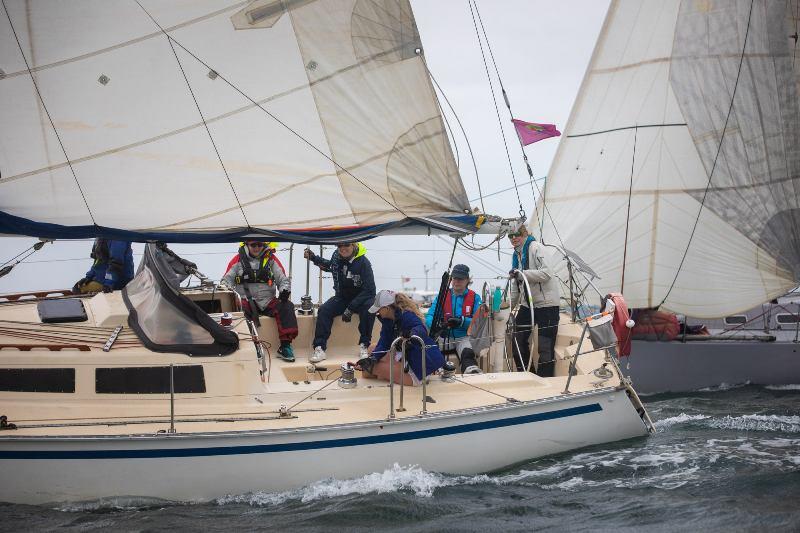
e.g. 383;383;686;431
2;384;798;532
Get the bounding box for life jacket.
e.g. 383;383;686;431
443;289;477;318
234;246;275;286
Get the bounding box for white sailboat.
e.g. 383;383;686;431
0;0;652;504
540;0;800;393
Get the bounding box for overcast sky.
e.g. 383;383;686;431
0;0;610;300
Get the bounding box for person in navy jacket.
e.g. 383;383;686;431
72;239;134;294
358;290;444;385
305;242;376;363
425;264;483;374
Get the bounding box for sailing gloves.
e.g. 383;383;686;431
356;356;376;374
303;248;316;261
279;289;291;302
509;269;521;279
102;285;113;293
72;278;88;294
446;316;464;328
342;308;353;322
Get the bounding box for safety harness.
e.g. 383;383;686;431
234;246;275;286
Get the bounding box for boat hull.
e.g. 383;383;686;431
0;387;647;504
626;339;800;394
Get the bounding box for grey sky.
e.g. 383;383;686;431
0;0;610;299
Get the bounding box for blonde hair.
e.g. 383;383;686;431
394;292;425;321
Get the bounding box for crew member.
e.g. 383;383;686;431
509;225;560;376
425;264;482;374
223;240;298;362
304;242;376;363
72;239;134;294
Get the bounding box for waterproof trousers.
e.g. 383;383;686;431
313;295;375;349
242;298;298;343
512;305;559;377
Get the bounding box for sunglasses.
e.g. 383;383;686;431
247;242;266;248
508;232;523;239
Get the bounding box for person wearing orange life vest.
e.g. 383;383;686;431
222;240;298;362
424;264;483;374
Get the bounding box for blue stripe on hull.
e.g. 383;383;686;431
0;403;602;460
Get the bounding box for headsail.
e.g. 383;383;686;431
541;0;800;318
0;0;474;242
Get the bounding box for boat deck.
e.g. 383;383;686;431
0;290;623;438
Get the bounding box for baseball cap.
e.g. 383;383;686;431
368;289;396;313
451;264;470;279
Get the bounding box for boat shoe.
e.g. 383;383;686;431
277;345;295;362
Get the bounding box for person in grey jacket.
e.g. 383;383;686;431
509;225;561;377
222;240;298;361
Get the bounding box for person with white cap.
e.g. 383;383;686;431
425;264;483;374
357;290;444;385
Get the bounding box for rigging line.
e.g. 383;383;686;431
469;177;545;203
468;0;522;215
423;59;484;212
620;125;637;294
1;0;97;228
471;1;538;213
470;2;564;248
133;2;409;220
659;0;755;308
432;73;460;169
160;27;251;230
566;122;687;138
1;243;40;268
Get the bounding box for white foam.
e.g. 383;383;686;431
764;384;800;391
697;381;749;392
707;414;800;433
654;413;710;431
55;496;173;512
217;464;461;506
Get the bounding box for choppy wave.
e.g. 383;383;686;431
654;413;710;430
764;384;800;391
55;496;176;512
216;464;475;506
706;414;800;433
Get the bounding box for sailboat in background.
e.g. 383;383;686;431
0;0;652;504
540;0;800;393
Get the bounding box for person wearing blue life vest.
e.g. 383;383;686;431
357;290;444;385
72;239;134;294
509;225;561;377
425;264;483;374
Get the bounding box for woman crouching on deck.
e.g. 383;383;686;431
357;290;445;385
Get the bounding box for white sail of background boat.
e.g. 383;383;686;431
0;0;653;504
539;0;800;393
540;0;799;319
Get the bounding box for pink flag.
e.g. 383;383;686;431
512;119;561;146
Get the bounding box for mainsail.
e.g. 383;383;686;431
0;0;474;242
541;0;800;318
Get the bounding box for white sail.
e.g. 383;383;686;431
540;0;800;318
0;0;470;241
